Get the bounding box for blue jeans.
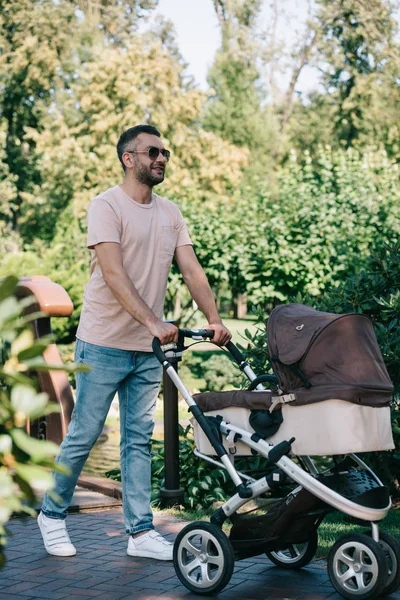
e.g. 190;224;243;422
41;339;162;535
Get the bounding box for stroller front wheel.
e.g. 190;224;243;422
173;521;234;595
368;531;400;596
265;529;318;569
327;532;388;600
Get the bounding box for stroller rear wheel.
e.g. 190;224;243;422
173;521;234;595
369;531;400;596
265;529;318;569
327;532;388;600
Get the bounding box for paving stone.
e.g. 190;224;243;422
2;507;400;600
0;594;35;600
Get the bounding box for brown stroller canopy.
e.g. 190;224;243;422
267;304;393;407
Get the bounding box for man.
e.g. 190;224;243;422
38;124;231;561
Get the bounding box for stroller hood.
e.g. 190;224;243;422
267;304;393;407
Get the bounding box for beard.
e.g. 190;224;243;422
134;160;165;187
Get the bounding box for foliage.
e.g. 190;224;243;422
286;0;400;159
0;0;79;241
180;145;400;312
0;276;73;568
316;0;400;152
253;146;400;301
204;0;278;173
151;424;233;510
201;353;241;392
25;24;247;241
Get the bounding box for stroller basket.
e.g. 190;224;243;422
229;488;327;559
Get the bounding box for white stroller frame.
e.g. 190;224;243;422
153;329;398;599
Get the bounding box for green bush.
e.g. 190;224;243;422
201;353;241;392
151;424;232;510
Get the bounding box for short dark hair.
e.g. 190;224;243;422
117;124;161;171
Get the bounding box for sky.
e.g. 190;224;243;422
155;0;221;90
151;0;319;94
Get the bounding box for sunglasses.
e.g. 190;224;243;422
127;147;171;162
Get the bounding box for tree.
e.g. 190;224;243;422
205;0;279;172
308;0;400;155
0;0;163;245
0;0;79;242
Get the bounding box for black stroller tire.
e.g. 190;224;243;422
266;529;318;569
173;521;234;595
370;531;400;596
327;532;388;600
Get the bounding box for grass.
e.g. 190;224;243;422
187;314;260;350
220;316;260;346
316;507;400;556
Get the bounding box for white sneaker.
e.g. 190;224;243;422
37;512;77;557
127;530;173;561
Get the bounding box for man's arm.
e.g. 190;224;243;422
175;245;231;346
94;242;178;344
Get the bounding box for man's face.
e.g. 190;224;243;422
125;133;168;187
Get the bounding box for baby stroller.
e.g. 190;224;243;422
152;304;398;599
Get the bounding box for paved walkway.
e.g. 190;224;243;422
3;506;398;600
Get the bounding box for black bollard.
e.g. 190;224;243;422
159;351;185;507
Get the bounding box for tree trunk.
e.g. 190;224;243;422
233;293;247;319
173;287;181;321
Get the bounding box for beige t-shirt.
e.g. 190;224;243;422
76;185;192;351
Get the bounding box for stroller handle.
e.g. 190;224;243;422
152;329;246;366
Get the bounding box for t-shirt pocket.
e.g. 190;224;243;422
161;226;179;265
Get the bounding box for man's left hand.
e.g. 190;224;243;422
204;323;232;347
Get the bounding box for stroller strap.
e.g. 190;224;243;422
270;393;296;413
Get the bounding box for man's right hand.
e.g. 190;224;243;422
148;320;179;345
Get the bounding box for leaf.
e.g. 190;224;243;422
0;435;12;454
0;371;35;387
18;342;50;361
0;469;14;497
11;429;59;461
23;358;91;373
11;385;49;417
0;276;18;302
0;297;21;326
14;464;54;492
13;473;36;504
0;506;12;526
11;329;35;357
29;402;60;419
51;462;70;476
